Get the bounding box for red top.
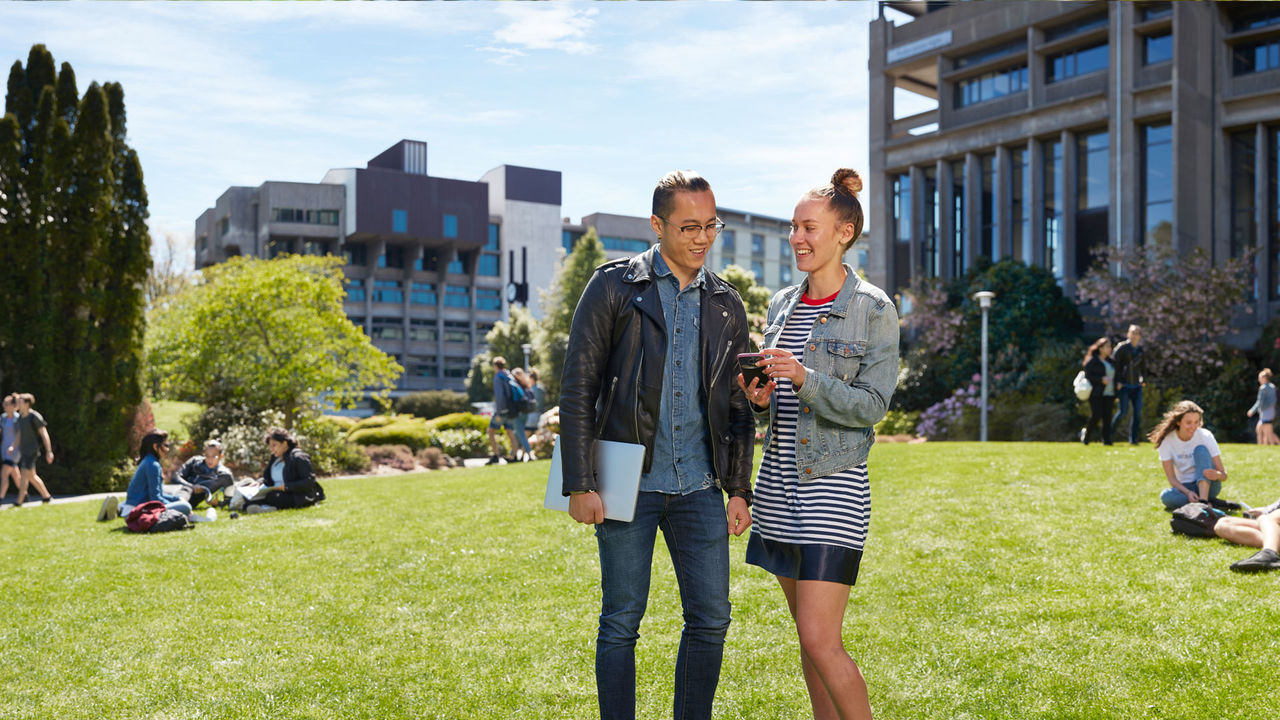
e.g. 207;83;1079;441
800;289;840;306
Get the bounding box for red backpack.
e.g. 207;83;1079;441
126;501;166;533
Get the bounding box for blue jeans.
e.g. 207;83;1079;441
1159;445;1221;509
1112;384;1143;444
594;488;731;720
512;415;533;455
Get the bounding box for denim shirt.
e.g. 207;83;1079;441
639;251;714;495
759;265;899;480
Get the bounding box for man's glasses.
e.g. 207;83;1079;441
661;218;726;241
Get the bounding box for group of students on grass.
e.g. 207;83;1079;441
1152;400;1280;572
99;426;325;525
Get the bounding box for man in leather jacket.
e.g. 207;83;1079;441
1110;324;1145;445
559;170;754;720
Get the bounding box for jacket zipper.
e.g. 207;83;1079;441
596;376;618;437
633;347;644;444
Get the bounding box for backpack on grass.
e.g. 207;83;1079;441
125;500;191;533
1170;502;1221;538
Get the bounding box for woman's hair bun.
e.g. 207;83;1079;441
831;168;862;196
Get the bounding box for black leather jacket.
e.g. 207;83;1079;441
261;446;324;500
559;248;755;503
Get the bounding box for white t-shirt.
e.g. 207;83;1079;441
1156;428;1221;485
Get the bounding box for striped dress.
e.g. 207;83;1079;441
747;295;870;583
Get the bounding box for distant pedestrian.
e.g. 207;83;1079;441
1110;324;1145;445
526;369;546;430
1079;338;1115;446
0;395;19;503
510;368;536;461
485;357;520;464
9;393;53;505
1247;368;1277;445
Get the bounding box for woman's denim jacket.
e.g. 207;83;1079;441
758;265;900;481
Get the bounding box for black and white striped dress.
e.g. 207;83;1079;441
746;294;869;585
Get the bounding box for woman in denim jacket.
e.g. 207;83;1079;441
738;168;898;720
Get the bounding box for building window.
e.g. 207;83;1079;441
410;282;436;306
1269;126;1279;300
1141;123;1173;247
409;318;437;342
955;65;1028;108
447;252;469;275
1047;42;1109;83
270;208;339;225
345;278;365;303
923;167;939;278
721;229;736;254
751;233;764;255
443;356;471;379
415;252;440;273
487;223;500;251
1011;148;1030;264
406;355;438;379
720;257;733;271
476;287;501;311
303;240;328;256
1233;40;1280;76
476;322;496;347
477;253;499;277
392;209;407;234
780;264;792;284
348;316;366;333
563;229;582;253
601;236;651;253
444;284;470;308
373;280;403;304
1232;5;1280;32
954;39;1024;70
1139;3;1172;22
1230;130;1258;266
951;160;966;277
370;316;403;341
1044;13;1109;42
1043;139;1063;280
751;260;765;282
443;321;470;345
344;243;367;266
780;237;791;258
1143;32;1172;65
1076;131;1110;274
980;155;995;260
219;217;229;236
381;244;405;269
266;238;290;259
443;214;458;239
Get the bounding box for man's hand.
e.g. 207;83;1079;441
726;496;751;536
569;492;604;525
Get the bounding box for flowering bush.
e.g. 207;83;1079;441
915;382;990;441
364;444;417;471
430;429;496;458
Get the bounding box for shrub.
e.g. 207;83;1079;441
214;409;288;476
324;415;358;432
351;415;395;432
394;391;472;420
874;409;920;437
416;447;448;470
431;428;496;458
296;414;371;475
348;420;433;452
915;383;986;441
424;412;489;433
364;444;417;471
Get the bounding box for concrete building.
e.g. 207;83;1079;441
195;140;562;395
868;1;1280;342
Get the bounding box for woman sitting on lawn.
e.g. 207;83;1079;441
242;427;325;514
1150;401;1229;510
124;429;192;517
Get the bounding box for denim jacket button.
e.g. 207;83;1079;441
820;317;827;323
809;344;816;351
799;438;808;445
804;467;813;474
803;406;810;413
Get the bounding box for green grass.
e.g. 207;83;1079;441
149;399;203;445
2;442;1278;719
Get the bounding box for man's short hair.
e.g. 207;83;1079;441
17;393;34;405
652;170;712;219
1128;324;1142;334
492;357;507;370
204;439;223;451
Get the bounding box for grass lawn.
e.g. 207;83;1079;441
149;399;203;446
2;442;1278;719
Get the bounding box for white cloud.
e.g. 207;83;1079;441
489;5;599;56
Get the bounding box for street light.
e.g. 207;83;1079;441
972;291;996;442
521;342;533;371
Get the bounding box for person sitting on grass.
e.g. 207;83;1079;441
120;429;193;520
1209;501;1280;572
173;439;235;507
238;427;325;514
1151;401;1229;510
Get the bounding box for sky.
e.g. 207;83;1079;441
1;2;886;268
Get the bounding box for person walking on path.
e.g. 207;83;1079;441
740;168;898;720
1110;324;1145;445
559;169;755;720
1080;338;1116;446
485;357;521;464
0;395;20;503
510;367;536;461
1246;368;1278;445
1151;400;1229;510
10;393;53;505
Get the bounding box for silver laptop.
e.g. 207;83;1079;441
544;435;645;522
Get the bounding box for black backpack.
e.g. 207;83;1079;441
1170;503;1221;538
150;508;191;533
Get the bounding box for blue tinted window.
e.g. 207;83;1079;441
955;65;1028;107
1044;14;1108;42
410;282;436;305
1047;42;1108;83
477;288;501;311
601;236;650;253
751;261;765;281
563;230;577;253
477;253;500;277
1234;40;1280;75
392;209;407;233
447;252;468;275
780;264;792;284
443;214;458;238
1142;123;1174;248
487;223;500;251
444;284;470;308
721;230;736;253
1078;132;1109;211
373;280;403;304
751;234;764;255
1143;32;1171;65
345;278;365;302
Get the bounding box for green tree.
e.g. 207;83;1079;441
0;46;151;493
719;264;771;318
463;306;540;403
536;228;607;404
145;255;402;428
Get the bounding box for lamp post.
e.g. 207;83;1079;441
521;343;533;371
972;291;996;442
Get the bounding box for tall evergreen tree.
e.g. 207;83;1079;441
0;45;151;492
536;228;607;405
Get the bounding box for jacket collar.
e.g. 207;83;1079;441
624;245;726;295
795;263;860;317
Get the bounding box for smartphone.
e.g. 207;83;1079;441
737;353;769;388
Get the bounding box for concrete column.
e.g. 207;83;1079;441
1061;129;1078;294
869;17;892;293
1027;26;1042;110
910;165;925;284
937;159;954;279
1257;123;1271;320
995;145;1011;259
965;151;981;269
1172;0;1215;259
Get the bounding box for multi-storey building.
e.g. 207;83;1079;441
868;1;1280;343
194;140;561;394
